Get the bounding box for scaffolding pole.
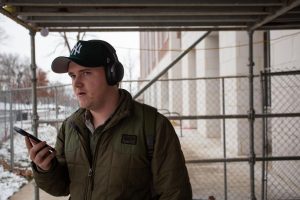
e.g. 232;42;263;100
261;30;271;200
29;30;39;200
248;30;257;200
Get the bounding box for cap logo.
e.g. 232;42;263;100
71;42;83;56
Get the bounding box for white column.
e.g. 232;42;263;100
195;33;220;137
182;49;197;128
219;31;264;156
204;33;220;138
168;32;183;114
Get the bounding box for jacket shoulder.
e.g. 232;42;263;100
133;101;157;115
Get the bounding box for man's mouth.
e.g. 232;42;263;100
77;91;86;96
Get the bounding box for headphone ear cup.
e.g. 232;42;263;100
105;62;124;86
115;62;124;83
105;65;113;85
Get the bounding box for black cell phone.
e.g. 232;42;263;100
13;126;55;152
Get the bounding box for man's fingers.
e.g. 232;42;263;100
34;146;50;163
25;136;32;150
28;141;47;160
26;139;55;171
29;142;55;171
39;150;56;170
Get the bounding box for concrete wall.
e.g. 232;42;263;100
271;30;300;70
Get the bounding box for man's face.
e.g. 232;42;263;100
68;61;111;111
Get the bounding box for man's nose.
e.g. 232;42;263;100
73;76;83;87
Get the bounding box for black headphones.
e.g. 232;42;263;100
99;40;124;86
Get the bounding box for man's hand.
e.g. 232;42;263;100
25;136;56;171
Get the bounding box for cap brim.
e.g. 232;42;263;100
51;56;71;73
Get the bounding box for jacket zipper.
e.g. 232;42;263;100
83;133;105;200
88;128;109;198
71;123;93;200
71;112;127;200
88;168;94;191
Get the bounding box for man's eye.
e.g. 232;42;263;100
83;71;91;76
69;74;76;79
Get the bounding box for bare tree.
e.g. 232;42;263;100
47;31;88;57
122;51;139;93
0;53;24;88
59;32;72;53
58;32;87;53
0;53;49;88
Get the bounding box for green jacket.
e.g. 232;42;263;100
32;89;192;200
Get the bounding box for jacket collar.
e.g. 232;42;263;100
69;89;134;133
102;89;133;132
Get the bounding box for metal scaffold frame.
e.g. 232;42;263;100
1;1;300;200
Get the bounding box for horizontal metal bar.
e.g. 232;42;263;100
18;6;271;14
45;23;289;29
27;112;300;125
39;119;64;124
256;113;300;118
168;113;300;120
4;0;283;7
47;26;249;32
168;114;248;120
186;156;300;164
123;74;257;82
26;13;262;21
36;22;250;27
35;112;300;125
18;10;269;17
7;83;71;92
28;18;258;23
44;25;300;32
261;70;300;76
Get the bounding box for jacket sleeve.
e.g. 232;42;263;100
152;114;193;200
32;121;70;196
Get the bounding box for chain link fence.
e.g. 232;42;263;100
122;70;300;200
0;85;78;143
262;70;300;200
0;70;299;199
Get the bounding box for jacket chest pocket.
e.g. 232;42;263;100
112;131;148;163
109;132;151;188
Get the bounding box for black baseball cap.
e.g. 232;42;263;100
51;40;116;73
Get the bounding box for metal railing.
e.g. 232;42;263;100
158;108;183;137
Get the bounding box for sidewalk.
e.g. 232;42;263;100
10;181;69;200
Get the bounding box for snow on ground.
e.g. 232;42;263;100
0;122;58;200
0;165;28;200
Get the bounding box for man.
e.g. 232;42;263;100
26;40;192;200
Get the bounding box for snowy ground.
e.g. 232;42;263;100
0;121;57;200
